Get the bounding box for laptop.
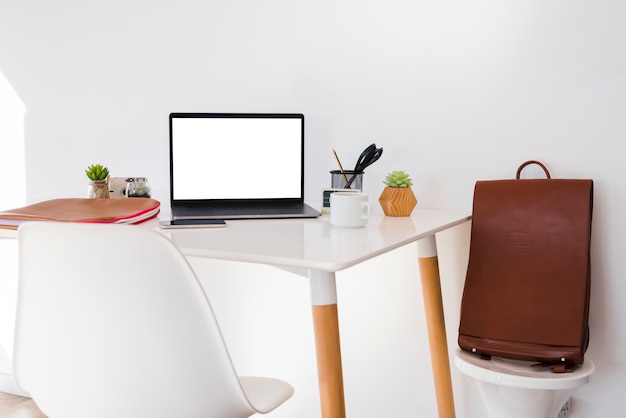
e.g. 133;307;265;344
169;113;321;220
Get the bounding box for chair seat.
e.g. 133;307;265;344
455;349;595;390
239;376;295;413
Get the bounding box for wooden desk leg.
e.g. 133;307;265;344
309;270;346;418
417;236;456;418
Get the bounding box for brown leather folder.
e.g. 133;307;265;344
0;198;160;230
458;161;593;372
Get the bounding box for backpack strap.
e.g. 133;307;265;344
516;160;551;179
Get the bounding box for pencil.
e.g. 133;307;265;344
333;149;350;185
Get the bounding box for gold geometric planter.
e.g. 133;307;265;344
378;187;417;217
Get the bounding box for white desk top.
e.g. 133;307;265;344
1;208;471;272
154;209;471;272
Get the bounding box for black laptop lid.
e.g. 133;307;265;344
169;113;305;207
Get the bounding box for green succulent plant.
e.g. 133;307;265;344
383;170;413;188
85;164;110;181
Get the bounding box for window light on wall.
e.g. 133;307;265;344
0;70;26;209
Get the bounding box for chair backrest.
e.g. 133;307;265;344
14;222;256;418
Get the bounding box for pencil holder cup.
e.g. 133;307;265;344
330;170;363;190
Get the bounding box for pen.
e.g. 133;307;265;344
332;149;350;185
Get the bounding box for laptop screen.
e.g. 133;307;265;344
170;113;304;202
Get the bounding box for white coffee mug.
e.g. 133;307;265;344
330;192;371;228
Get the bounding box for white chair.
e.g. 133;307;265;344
13;222;294;418
455;348;594;418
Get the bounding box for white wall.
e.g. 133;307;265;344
1;1;624;416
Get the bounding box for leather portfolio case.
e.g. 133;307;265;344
0;198;160;230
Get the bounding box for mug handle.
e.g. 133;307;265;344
361;201;371;219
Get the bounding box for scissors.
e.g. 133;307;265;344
344;143;383;188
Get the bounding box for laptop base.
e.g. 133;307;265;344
171;202;320;220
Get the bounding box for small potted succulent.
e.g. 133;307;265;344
85;163;111;199
378;170;418;216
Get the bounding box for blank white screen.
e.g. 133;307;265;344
172;116;302;200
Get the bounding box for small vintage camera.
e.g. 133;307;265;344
109;177;151;198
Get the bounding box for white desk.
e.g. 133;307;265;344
1;208;470;417
156;209;471;418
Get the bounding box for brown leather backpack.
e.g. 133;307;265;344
458;160;593;372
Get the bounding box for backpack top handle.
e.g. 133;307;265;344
516;160;551;179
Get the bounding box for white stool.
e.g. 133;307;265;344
455;349;594;418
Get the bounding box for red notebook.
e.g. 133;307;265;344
0;198;160;230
